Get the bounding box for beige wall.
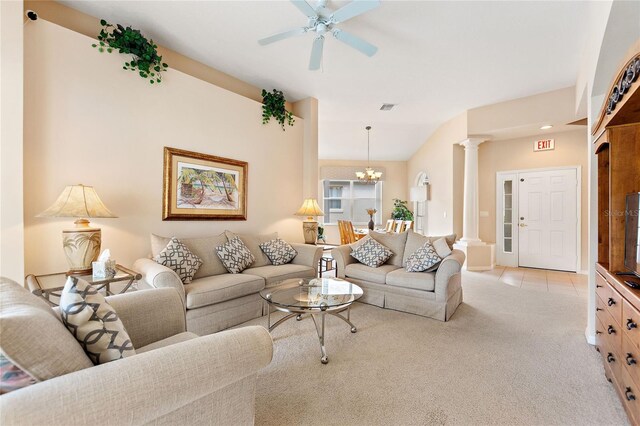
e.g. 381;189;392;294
407;112;467;237
23;20;306;275
477;128;589;270
0;0;25;282
318;159;407;244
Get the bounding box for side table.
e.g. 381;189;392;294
25;264;142;307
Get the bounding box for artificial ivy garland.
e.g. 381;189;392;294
261;89;295;130
93;19;168;84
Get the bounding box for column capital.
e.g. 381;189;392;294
459;137;489;149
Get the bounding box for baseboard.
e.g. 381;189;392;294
585;328;596;345
577;269;588;275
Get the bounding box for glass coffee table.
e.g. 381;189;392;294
260;277;363;364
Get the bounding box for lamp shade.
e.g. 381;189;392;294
37;184;117;218
410;186;427;202
295;198;324;217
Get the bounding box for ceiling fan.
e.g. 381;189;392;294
258;0;380;70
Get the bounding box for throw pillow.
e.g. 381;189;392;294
154;237;203;284
259;238;297;266
216;236;255;273
405;242;442;272
432;237;452;258
0;353;36;395
224;231;278;268
351;237;394;268
59;276;136;365
150;233;228;279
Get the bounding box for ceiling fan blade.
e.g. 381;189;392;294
258;27;307;45
332;29;377;57
291;0;318;19
330;0;380;24
309;36;325;70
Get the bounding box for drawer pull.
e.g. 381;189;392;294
596;330;602;335
607;352;616;363
596;307;603;312
608;325;616;335
627;353;637;365
597;284;603;288
608;298;616;306
626;388;636;401
627;319;638;330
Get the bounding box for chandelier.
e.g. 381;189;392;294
355;126;382;184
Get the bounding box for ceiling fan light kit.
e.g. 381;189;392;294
258;0;380;70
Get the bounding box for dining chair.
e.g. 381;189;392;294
402;220;413;232
394;220;404;233
384;219;395;233
338;220;359;244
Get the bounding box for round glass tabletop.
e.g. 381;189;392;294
260;277;363;311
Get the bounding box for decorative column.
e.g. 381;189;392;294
459;138;486;245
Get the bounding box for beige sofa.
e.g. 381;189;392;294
0;278;273;425
332;230;465;321
134;232;323;335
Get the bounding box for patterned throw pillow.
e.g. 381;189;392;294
0;353;36;395
59;277;136;365
350;237;393;268
406;242;442;272
216;236;255;273
154;237;202;284
259;238;297;266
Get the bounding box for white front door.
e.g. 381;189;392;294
518;169;578;271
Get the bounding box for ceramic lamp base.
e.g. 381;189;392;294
302;221;318;245
62;220;101;275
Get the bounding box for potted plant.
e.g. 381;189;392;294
391;199;414;221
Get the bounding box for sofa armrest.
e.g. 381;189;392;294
331;245;356;278
0;326;273;425
133;258;185;307
106;288;187;347
290;243;323;274
434;249;466;302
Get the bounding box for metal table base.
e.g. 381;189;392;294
266;303;357;364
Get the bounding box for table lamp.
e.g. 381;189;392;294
37;184;117;275
295;198;325;245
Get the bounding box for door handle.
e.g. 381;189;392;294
519;223;527;227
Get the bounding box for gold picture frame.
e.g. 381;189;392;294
162;147;248;220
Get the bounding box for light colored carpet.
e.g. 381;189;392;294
243;271;628;425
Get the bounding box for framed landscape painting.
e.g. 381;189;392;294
162;147;248;220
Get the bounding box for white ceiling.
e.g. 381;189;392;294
60;0;594;161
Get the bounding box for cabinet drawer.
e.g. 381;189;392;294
596;272;609;302
602;308;622;351
596;293;607;316
596;315;608;352
606;284;623;327
623;335;640;389
618;362;640;424
624;300;640;350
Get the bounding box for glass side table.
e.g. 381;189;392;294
25;264;142;307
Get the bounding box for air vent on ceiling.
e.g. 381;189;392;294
380;103;396;111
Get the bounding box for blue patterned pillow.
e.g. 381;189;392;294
154;237;202;284
406;242;442;272
351;238;393;268
259;238;297;266
216;236;255;273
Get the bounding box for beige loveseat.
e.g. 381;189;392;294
0;278;273;425
332;230;465;321
134;231;323;335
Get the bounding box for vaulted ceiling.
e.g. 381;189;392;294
61;1;594;160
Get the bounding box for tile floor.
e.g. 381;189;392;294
466;265;588;297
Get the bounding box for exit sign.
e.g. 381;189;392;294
534;139;555;152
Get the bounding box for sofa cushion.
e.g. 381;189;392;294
60;277;136;365
136;332;199;354
216;236;255;274
259;238;297;266
151;233;228;279
0;278;93;381
344;263;400;284
386;268;436;291
154;237;202;284
225;231;277;268
351;238;393;268
406;242;442;272
369;231;408;267
403;230;457;266
244;264;316;287
184;274;265;309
